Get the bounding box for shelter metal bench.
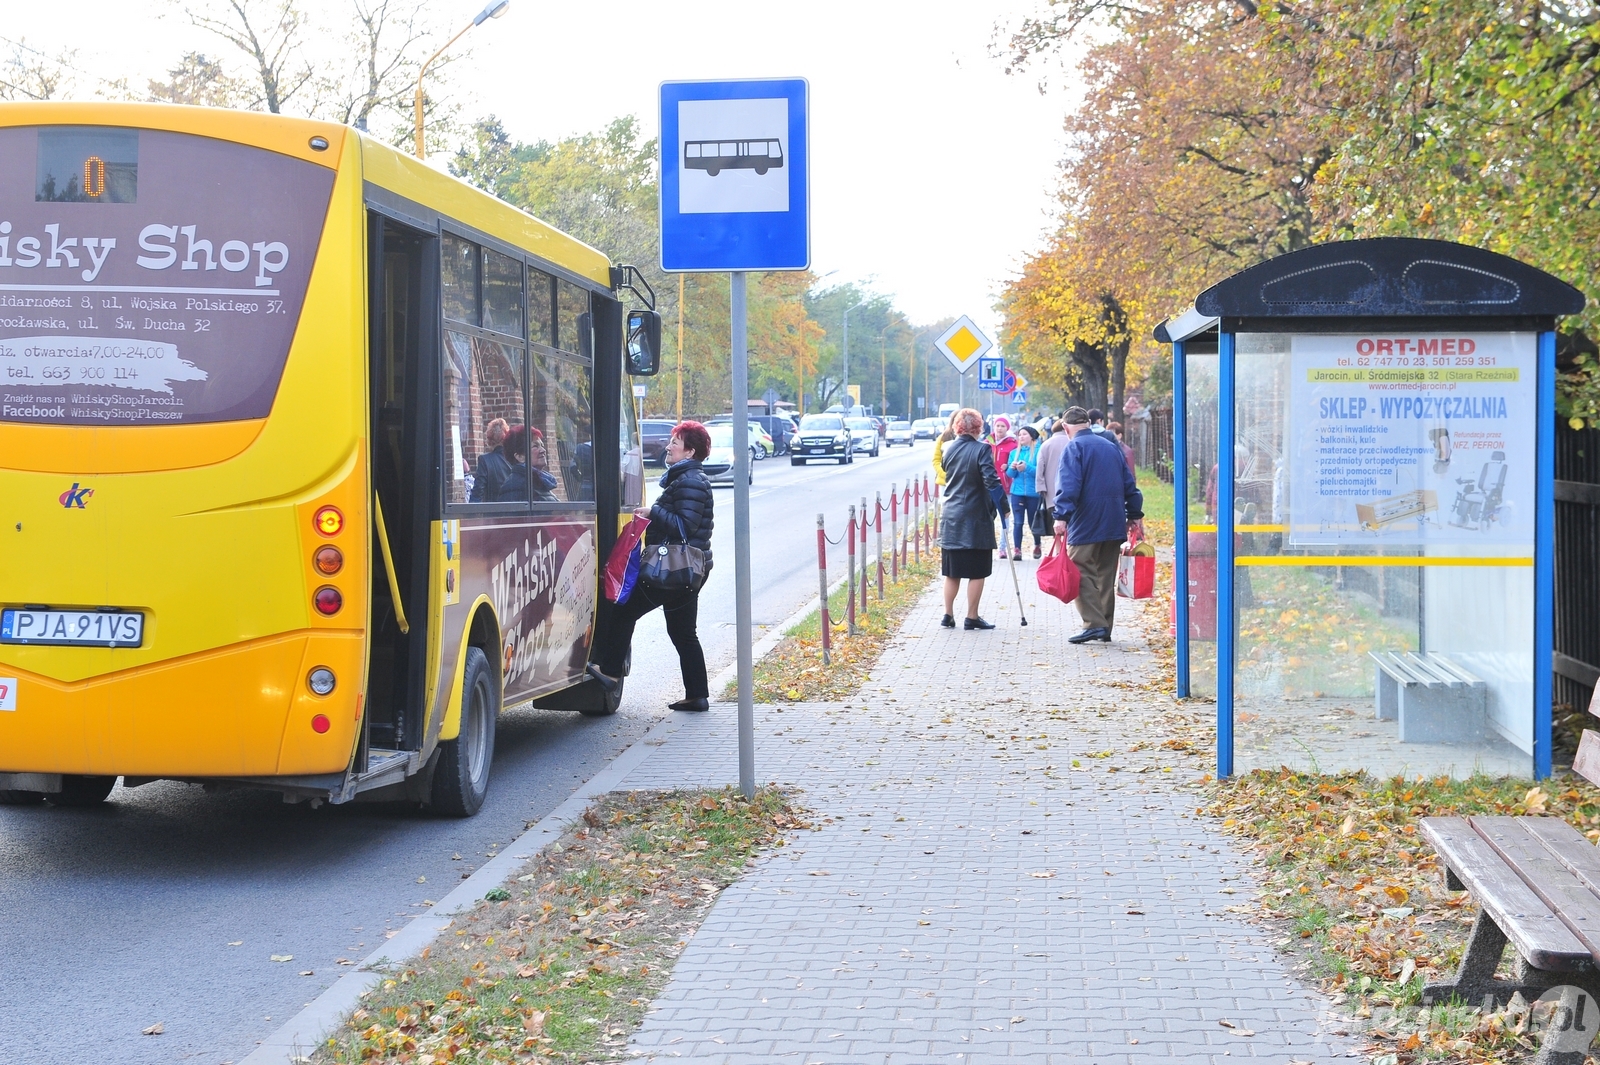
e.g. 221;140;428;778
1420;726;1600;1063
1370;651;1486;743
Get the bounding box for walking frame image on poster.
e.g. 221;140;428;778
1284;332;1534;546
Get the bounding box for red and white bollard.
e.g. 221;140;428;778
889;483;900;584
846;505;858;636
923;474;934;555
912;480;922;566
816;513;831;665
860;495;870;617
875;493;885;599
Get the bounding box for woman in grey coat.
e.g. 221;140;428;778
939;407;1004;630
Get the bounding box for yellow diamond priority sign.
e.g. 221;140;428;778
934;315;993;374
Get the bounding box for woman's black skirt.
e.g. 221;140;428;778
941;548;993;580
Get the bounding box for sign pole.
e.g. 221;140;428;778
731;271;756;799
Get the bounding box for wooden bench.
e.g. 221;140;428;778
1370;651;1487;743
1421;724;1600;1063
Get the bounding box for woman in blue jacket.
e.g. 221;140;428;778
1006;425;1044;559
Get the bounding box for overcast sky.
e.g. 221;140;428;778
7;0;1082;343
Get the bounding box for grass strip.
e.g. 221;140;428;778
732;546;941;703
315;787;810;1065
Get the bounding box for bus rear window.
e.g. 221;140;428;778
0;126;334;426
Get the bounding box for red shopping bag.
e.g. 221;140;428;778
1116;542;1156;599
604;515;650;604
1035;538;1081;604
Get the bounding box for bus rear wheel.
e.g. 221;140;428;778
431;647;498;817
44;775;117;807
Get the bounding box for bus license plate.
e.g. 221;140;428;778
0;609;143;647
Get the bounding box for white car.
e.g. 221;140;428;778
845;417;880;457
704;424;752;486
912;417;940;440
886;420;915;447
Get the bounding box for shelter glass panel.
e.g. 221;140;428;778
1185;352;1219;700
441;330;528;506
1231;332;1535;779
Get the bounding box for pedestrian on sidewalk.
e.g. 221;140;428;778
1052;406;1143;644
938;408;1003;631
990;414;1016;559
1007;425;1044;559
1034;418;1067;530
1109;421;1137;477
588;422;715;712
932;408;961;487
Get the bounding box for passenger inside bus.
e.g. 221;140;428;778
468;417;512;503
495;425;559;503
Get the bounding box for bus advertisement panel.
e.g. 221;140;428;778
0;126;332;426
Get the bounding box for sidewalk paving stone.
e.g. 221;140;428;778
612;564;1363;1064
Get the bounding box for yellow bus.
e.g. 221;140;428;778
0;103;661;815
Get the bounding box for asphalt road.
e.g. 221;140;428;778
0;437;939;1065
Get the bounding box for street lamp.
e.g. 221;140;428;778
841;300;863;413
413;0;510;159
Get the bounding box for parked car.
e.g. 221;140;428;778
886;420;914;447
751;414;796;455
704;424;752;486
790;413;855;465
641;419;677;466
705;416;773;460
846;416;881;457
912;417;939;440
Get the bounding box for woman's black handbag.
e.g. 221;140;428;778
1031;503;1053;539
639;541;707;593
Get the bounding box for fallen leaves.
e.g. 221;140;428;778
140;1023;164;1036
322;787;811;1065
269;954;294;963
1029;870;1057;879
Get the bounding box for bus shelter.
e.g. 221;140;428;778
1155;238;1584;780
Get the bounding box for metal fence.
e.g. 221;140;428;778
1556;424;1600;719
1127;407;1175;484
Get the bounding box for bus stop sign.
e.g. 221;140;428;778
659;79;810;272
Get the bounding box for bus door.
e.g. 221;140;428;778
365;215;438;763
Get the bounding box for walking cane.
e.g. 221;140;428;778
1009;545;1029;626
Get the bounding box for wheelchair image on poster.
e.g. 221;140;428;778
1448;450;1508;531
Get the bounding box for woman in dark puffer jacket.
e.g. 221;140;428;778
588;421;715;711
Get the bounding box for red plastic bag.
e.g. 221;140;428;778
1035;538;1080;604
1120;534;1158;601
1116;551;1155;599
604;515;650;604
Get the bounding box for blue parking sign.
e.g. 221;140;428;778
660;79;810;272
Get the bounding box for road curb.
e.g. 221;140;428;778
238;571;861;1064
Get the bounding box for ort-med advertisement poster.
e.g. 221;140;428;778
1286;332;1535;546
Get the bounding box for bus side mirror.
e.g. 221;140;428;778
627;309;661;376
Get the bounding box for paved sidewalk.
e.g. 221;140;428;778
613;562;1361;1064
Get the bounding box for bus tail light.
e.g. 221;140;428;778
313;546;343;575
308;667;336;695
313;587;343;616
314;506;344;537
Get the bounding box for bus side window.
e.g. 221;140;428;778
530;347;594;503
556;281;590;357
442;234;477;325
443;330;529;505
482;249;523;337
528;268;554;349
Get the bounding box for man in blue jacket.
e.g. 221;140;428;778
1052;406;1143;643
